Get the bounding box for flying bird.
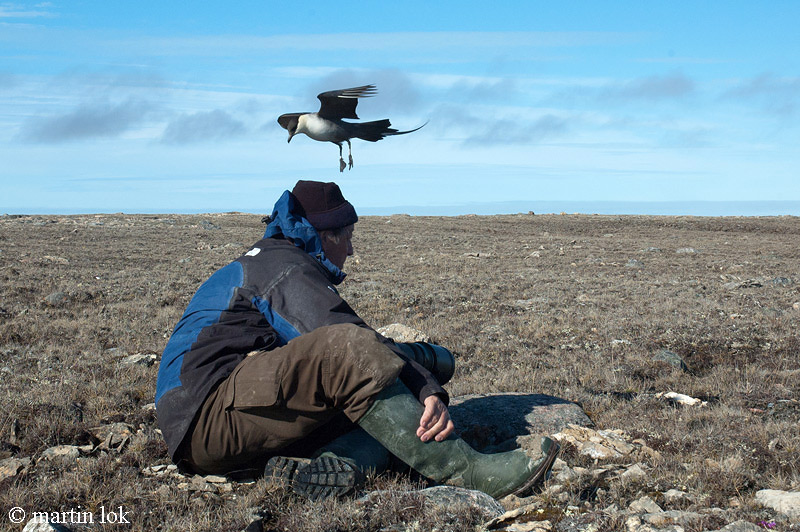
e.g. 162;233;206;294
277;84;425;172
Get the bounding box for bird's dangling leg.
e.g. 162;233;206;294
338;143;346;172
347;140;354;170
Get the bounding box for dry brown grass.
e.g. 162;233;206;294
1;212;798;530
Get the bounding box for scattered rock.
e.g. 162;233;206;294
200;220;221;230
620;463;648;483
486;503;556;530
754;489;800;520
662;489;693;505
769;277;792;286
502;520;552;531
711;521;763;532
676;248;697;254
628;495;663;514
41;255;69;265
40;445;81;462
553;425;635;460
120;353;158;367
22;518;74;532
625;259;644;268
417;486;504;522
0;456;31;481
376;323;430;343
642;247;661;252
724;279;763;290
641;510;703;527
44;291;68;306
652;349;689;372
448;395;592;453
89;422;133;452
655;392;707;407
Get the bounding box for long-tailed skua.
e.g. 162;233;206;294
278;84;425;172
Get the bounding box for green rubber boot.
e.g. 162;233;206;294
264;428;391;501
357;380;560;499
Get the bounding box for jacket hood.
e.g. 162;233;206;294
263;190;346;284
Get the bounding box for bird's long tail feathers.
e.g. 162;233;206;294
346;120;427;142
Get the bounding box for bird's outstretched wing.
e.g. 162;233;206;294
317;85;377;120
277;113;303;130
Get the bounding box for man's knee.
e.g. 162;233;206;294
317;323;405;385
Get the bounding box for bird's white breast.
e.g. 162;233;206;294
298;113;338;141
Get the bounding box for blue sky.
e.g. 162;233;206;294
1;1;799;214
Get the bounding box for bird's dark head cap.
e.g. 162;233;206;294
277;113;300;142
291;180;358;231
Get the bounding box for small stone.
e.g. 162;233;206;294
625;259;644;268
203;474;228;483
793;302;799;310
417;486;504;521
189;476;216;492
656;391;707;407
714;521;763;532
89;422;133;451
504;521;552;532
652;349;689;371
754;489;800;520
620;463;648;482
376;323;430;343
120;353;157;367
44;291;68;306
0;456;31;481
663;489;693;504
676;247;697;254
555;465;579;483
41;445;81;461
628;495;663;514
42;255;69;264
22;518;74;532
642;510;702;527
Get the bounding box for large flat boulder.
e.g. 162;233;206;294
448;393;592;453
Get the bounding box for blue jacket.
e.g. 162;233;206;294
155;191;446;461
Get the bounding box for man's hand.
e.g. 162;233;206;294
417;395;455;442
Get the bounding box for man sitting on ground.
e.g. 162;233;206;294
155;180;559;500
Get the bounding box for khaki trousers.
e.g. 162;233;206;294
184;323;405;476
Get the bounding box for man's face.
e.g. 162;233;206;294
321;224;354;270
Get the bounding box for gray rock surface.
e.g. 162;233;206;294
652;349;689;371
376;323;431;343
41;445;81;462
754;489;800;520
712;521;764;532
22;518;73;531
0;456;31;481
416;486;505;521
448;393;592;452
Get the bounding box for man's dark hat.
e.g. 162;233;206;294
291;180;358;231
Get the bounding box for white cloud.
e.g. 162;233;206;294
160;109;247;144
0;2;55;18
18;98;156;142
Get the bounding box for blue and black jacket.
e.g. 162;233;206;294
155;191;446;461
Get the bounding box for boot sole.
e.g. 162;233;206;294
264;455;361;501
509;440;561;498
